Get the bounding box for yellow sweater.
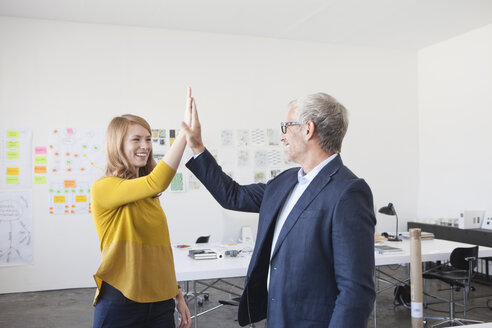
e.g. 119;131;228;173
91;161;178;304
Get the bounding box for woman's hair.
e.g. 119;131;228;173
105;114;157;179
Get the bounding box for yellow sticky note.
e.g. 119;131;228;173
34;176;47;184
7;141;19;149
6;167;19;175
35;156;47;164
34;165;47;174
75;195;87;203
6;176;19;184
64;180;76;188
54;196;66;203
7;151;19;159
7;130;20;138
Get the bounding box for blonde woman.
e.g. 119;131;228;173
91;91;193;328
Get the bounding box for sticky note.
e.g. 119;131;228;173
54;196;66;203
34;166;47;174
7;151;19;159
35;146;47;155
7;130;20;138
76;195;87;203
34;176;47;184
6;176;19;184
6;167;19;175
34;156;47;164
7;141;20;149
64;180;76;188
67;128;74;134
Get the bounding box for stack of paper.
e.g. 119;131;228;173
375;245;404;254
188;249;217;260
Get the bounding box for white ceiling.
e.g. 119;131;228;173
1;0;492;50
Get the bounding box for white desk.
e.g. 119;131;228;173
173;239;492;327
173;244;251;282
375;238;492;266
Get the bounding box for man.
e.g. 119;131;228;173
181;92;376;327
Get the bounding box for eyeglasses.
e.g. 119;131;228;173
280;121;301;134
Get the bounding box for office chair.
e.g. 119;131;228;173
423;246;483;327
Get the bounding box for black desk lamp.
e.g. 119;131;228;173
378;203;401;241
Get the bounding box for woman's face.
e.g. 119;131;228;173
123;123;152;170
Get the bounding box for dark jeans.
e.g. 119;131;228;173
93;282;176;328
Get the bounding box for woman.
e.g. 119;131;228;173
91;92;193;328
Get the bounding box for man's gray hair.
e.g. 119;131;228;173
289;92;348;154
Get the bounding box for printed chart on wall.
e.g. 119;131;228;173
0;128;32;188
47;128;105;215
0;191;33;266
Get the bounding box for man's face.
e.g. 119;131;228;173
280;107;306;164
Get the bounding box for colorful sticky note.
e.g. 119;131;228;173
6;167;19;175
64;180;76;188
35;146;47;155
7;130;20;138
34;166;47;174
67;128;74;134
34;176;47;184
54;196;66;203
34;156;47;164
7;141;20;149
7;151;19;159
75;195;87;203
6;176;19;184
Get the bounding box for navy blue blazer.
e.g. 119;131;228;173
186;149;376;328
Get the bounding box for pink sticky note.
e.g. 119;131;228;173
67;128;74;134
35;146;47;155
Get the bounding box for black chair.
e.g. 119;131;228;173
423;246;483;327
218;297;255;327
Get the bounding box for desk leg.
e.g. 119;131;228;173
194;280;198;328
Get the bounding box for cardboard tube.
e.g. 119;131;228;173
410;228;423;328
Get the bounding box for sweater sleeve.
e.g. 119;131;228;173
92;161;176;210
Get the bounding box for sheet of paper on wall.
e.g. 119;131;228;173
254;150;267;168
254;171;266;183
220;129;234;147
48;128;105;175
33;146;48;184
170;172;185;192
237;150;250;167
188;173;201;190
267;149;282;167
151;128;169;155
0;128;33;188
49;180;92;215
237;129;250;147
267;128;280;146
251;129;266;146
0;191;33;266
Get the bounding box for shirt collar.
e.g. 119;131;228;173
297;153;338;184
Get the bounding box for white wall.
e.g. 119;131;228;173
0;16;418;293
418;23;492;219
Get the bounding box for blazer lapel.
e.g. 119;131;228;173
270;156;343;259
255;170;298;246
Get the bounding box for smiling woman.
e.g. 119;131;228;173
90;90;195;328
